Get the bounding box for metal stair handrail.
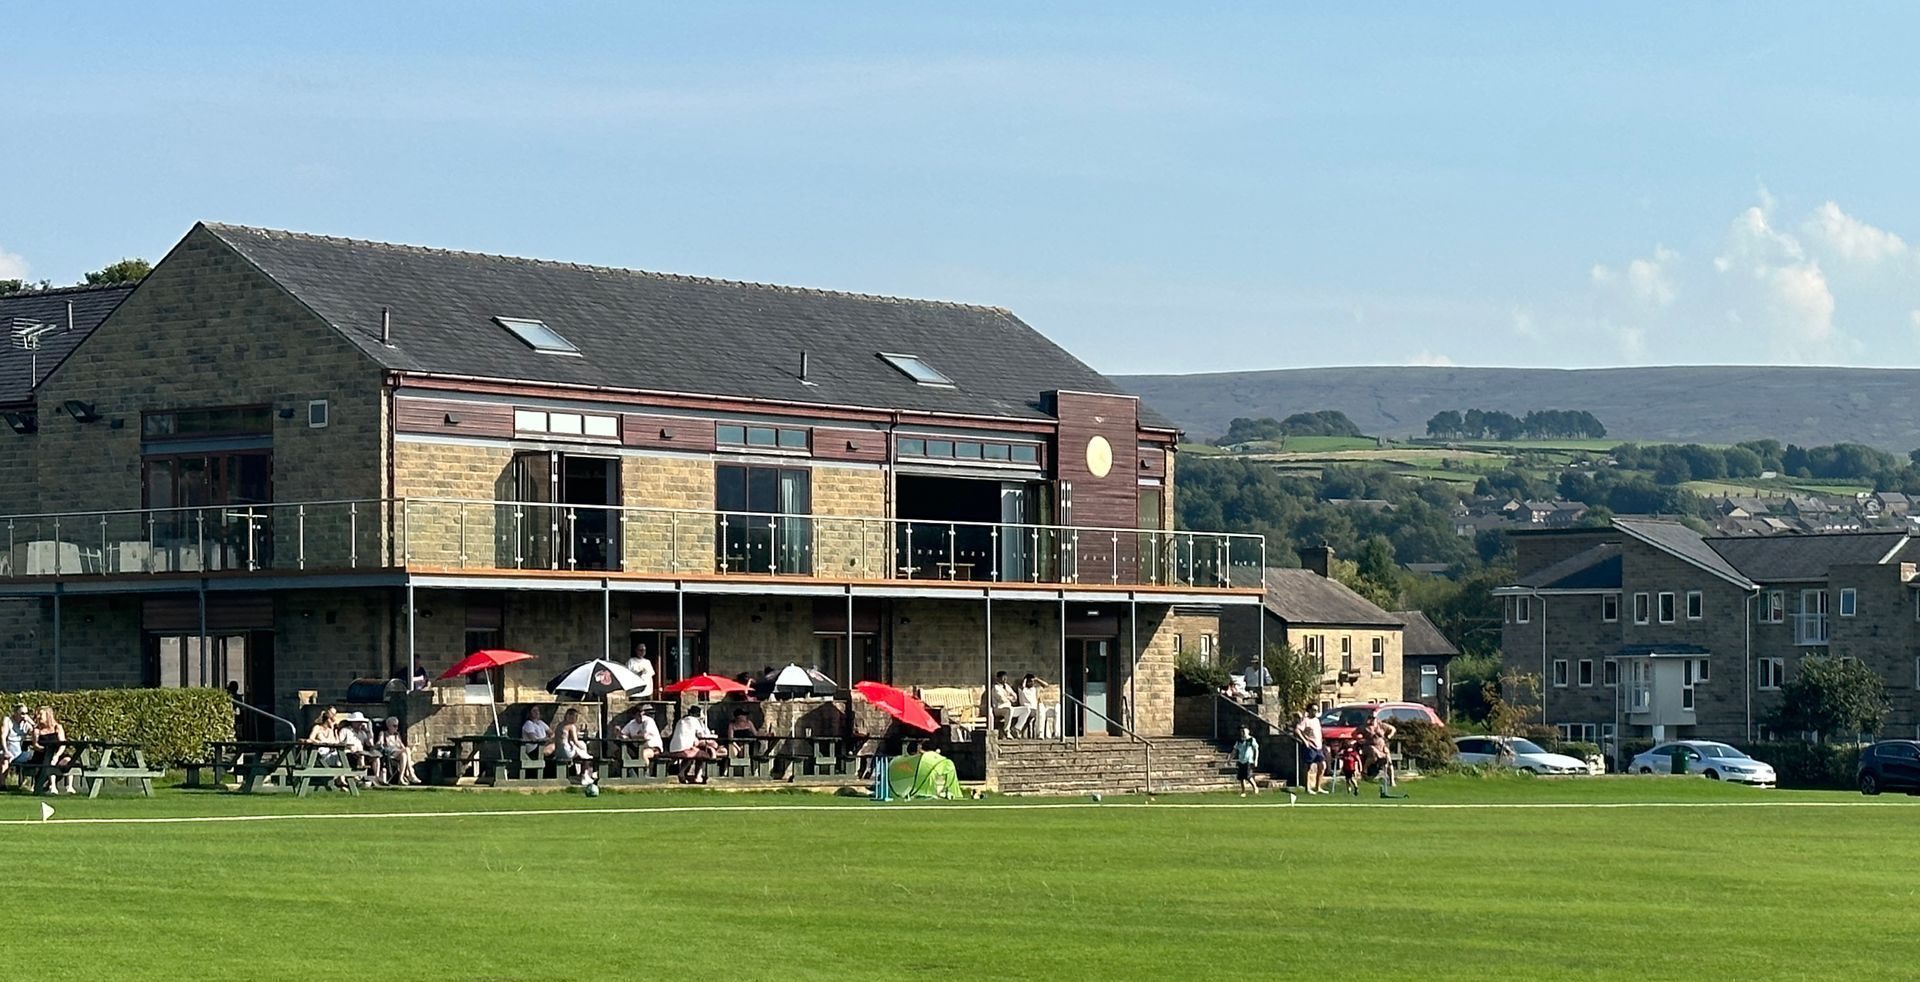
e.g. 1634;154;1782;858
231;695;298;741
1060;692;1156;795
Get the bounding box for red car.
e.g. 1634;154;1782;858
1317;702;1442;744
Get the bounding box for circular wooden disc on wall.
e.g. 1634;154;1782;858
1086;435;1113;478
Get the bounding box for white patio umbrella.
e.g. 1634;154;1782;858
546;659;649;737
771;663;836;699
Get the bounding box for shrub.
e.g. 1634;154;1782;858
1392;718;1455;769
1745;741;1863;790
0;688;234;766
1173;651;1230;697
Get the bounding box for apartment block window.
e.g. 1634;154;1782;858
1758;657;1786;690
1763;590;1786;624
1657;592;1676;623
1686;590;1704;620
1839;588;1857;618
1556;722;1596;742
1340;636;1353;672
1696;658;1710;682
1370;636;1385;675
1601;594;1619;623
1603;659;1618;686
1600;722;1616;749
1682;659;1697;710
1634;592;1651;625
1578;659;1594;687
1552;659;1569;688
1517;597;1532;624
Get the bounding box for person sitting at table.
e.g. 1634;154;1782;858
520;706;553;753
667;705;723;784
31;705;79;795
726;709;766;739
1017;674;1050;738
550;709;594;782
2;703;33;787
618;707;663;765
374;716;419;786
338;712;381;785
985;672;1017;738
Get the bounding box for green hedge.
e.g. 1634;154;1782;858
2;688;234;766
1745;741;1863;790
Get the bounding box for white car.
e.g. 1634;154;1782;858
1627;741;1777;786
1453;735;1591;775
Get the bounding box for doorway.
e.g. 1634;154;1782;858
506;451;621;570
1064;638;1115;737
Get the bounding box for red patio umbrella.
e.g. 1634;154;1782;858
437;649;535;680
661;673;749;695
854;681;940;733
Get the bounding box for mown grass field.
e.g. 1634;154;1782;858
9;776;1917;980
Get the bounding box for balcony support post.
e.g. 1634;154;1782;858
197;579;208;688
602;579;612;662
674;584;686;683
405;579;417;694
51;582;62;690
1058;594;1068;744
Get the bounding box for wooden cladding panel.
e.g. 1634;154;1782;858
813;427;888;464
623;414;717;452
143;594;274;632
1137;444;1167;479
1052;391;1141;530
394;397;514;439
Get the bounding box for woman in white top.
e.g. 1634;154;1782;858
551;709;594;782
520;707;553;752
1017;674;1049;738
667;708;721;784
374;716;418;786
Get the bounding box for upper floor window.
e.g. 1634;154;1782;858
878;352;953;386
1763;590;1786;624
1516;596;1531;624
897;436;1041;465
142;406;271;440
1657;592;1676;624
495;316;579;355
717;424;809;452
1370;636;1385;675
1839;588;1857;618
1601;594;1619;623
1686;590;1704;620
1633;592;1650;624
514;409;618;439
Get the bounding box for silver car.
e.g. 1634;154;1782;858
1627;741;1777;786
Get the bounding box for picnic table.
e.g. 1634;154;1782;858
209;740;362;796
10;740;164;797
769;735;845;778
443;734;557;784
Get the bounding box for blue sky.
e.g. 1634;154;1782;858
6;4;1920;373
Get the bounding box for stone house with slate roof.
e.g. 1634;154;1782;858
0;223;1263;774
1220;547;1406;710
1499;517;1920;753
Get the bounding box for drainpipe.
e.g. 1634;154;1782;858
1537;590;1548;726
1744;588;1759;742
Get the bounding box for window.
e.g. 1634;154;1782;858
1764;590;1786;624
1601;594;1619;623
515;409;620;439
147;634;248;690
1172;634;1184;658
1339;636;1353;672
141;406;272;440
307;400;329;429
1198;634;1214;665
1578;660;1594;687
1658;592;1676;623
1603;659;1618;686
1839;588;1857;618
1600;722;1616;748
1419;663;1440;698
1517;597;1531;624
1370;636;1385;675
1552;659;1568;687
897;436;1042;466
1696;658;1710;683
878;352;954;386
1634;592;1650;624
1682;659;1696;710
495;316;579;355
1556;722;1596;742
714;464;812;575
1686;590;1704;620
716;424;808;452
1758;657;1785;690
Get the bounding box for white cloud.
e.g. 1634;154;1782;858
1405;351;1455;366
1593;246;1677;308
1510;306;1538;338
1759;262;1838;358
1612;324;1646;359
0;245;26;281
1803;201;1910;264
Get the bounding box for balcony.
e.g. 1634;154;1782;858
0;498;1264;592
1792;612;1829;646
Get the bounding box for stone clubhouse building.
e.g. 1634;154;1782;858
0;223;1264;786
1498;517;1920;752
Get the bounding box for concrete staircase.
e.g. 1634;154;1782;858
989;736;1243;796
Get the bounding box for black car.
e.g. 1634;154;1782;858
1856;740;1920;795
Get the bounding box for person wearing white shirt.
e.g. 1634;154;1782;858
2;703;34;780
986;672;1017;738
1292;710;1327;795
618;708;663;764
1016;674;1049;738
521;707;553;747
624;644;656;699
667;707;721;784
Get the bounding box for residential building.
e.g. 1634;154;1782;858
1498;517;1920;751
0;223;1262;773
1222;546;1405;709
1396;609;1459;717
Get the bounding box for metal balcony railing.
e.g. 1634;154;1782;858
1792;613;1829;646
0;498;1266;591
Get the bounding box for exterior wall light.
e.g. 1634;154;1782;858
62;400;99;423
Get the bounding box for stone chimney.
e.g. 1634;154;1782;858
1300;544;1335;578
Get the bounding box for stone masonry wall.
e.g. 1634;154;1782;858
393;441;515;568
623;455;714;575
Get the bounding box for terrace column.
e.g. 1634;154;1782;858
51;583;63;689
405;581;417;688
1058;595;1067;743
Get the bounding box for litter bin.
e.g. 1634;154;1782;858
1670;749;1688;775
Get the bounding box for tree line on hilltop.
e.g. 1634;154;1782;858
1214;410;1365;444
1425;409;1606;440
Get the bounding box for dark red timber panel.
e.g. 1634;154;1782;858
813;427;888;464
1137;442;1167;479
1051;391;1141;582
623;414;717;452
394;397;514;438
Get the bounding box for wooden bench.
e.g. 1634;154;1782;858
181;761;214;789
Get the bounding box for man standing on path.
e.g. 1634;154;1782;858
1232;726;1261;797
1292;710;1326;794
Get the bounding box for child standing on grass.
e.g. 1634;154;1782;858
1232;726;1260;797
1337;739;1363;796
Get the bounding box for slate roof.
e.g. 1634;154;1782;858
1706;531;1912;582
0;284;136;405
1517;543;1622;590
201;223;1168;427
1614;518;1755;588
1234;567;1404;627
1393;610;1459;657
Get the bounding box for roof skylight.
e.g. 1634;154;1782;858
495;316;579;355
878;352;953;386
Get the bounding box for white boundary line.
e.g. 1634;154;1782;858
3;798;1910;827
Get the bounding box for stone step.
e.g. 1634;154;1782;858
988;735;1242;796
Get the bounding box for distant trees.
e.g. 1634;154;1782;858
1613;440;1911;488
1426;409;1606;440
84;258;150;285
1217;410;1365;444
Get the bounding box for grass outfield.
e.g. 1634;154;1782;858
11;777;1919;980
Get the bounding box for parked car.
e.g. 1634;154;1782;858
1626;741;1777;786
1856;740;1920;795
1452;735;1590;775
1318;702;1442;744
